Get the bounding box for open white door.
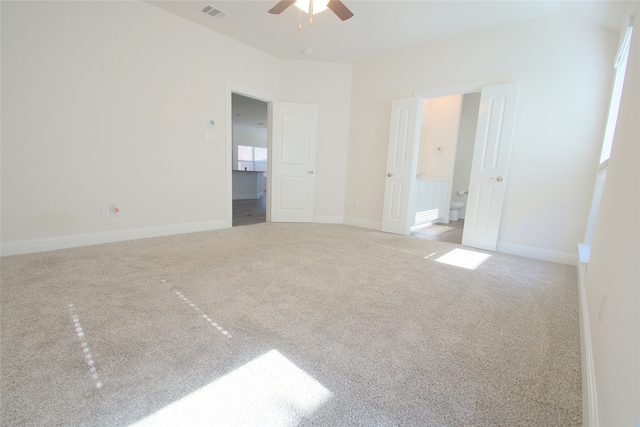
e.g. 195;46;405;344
269;102;318;223
462;82;520;251
381;98;423;235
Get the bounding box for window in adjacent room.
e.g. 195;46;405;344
238;145;268;171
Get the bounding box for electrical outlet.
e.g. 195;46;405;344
521;223;529;233
354;201;359;210
102;206;110;217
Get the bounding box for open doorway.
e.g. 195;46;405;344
411;92;481;244
382;82;520;251
231;93;268;226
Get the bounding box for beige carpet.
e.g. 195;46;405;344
0;223;581;426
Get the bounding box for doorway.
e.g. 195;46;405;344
411;92;481;244
381;82;520;251
231;93;269;227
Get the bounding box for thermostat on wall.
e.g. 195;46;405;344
209;119;216;127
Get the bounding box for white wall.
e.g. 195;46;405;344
419;95;462;180
0;1;281;252
278;59;352;223
584;5;639;425
233;125;268;149
1;2;352;252
451;92;481;218
344;12;618;261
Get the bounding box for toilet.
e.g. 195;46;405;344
449;201;464;221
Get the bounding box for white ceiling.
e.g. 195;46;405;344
148;0;631;64
232;92;268;129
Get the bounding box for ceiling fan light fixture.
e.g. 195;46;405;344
294;0;330;14
268;0;353;24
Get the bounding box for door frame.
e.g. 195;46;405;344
414;79;494;100
411;79;496;240
226;84;274;228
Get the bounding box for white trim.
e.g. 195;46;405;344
495;241;578;265
577;256;599;427
414;79;494;99
343;216;382;231
614;22;634;67
578;243;591;265
314;216;344;224
0;220;227;256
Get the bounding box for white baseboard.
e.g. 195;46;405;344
343;216;382;230
314;216;345;224
0;220;228;256
577;253;599;427
496;241;578;265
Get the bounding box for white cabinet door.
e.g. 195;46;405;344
462;82;520;251
381;98;422;235
270;102;318;223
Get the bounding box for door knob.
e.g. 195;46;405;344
307;170;314;174
387;173;394;177
491;176;503;182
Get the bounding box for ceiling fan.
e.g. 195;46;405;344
269;0;354;27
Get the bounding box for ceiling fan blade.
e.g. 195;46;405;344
268;0;296;15
327;0;354;21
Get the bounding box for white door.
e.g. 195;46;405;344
462;82;520;251
381;98;423;235
269;102;318;223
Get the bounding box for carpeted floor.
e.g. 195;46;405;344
0;223;581;426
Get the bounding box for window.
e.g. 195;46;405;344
238;145;267;171
599;25;633;169
583;22;633;246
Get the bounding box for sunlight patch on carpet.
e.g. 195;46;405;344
67;303;102;390
365;241;418;255
435;248;491;270
129;349;332;427
413;224;454;236
173;289;232;338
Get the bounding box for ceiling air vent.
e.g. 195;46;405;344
200;4;230;19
